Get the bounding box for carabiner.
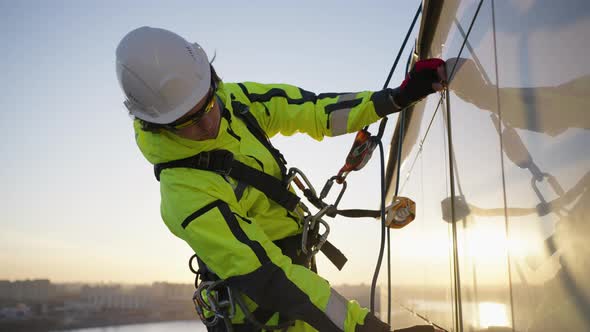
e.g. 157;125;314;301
301;209;331;255
192;279;236;328
319;176;347;209
315;218;330;253
206;280;235;320
287;167;317;196
531;173;566;216
193;282;219;326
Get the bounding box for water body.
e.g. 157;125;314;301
59;320;206;332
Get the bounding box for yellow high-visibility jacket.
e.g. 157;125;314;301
135;81;396;331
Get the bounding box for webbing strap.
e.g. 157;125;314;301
275;234;348;271
235;84;288;178
319;240;347;271
154;150;300;211
336;208;381;219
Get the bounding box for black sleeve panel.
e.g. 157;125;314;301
371;88;403;117
225;263;342;332
355;314;435;332
356;312;390;332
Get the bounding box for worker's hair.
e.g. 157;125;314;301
136;64;222;133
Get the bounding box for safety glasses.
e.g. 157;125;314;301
164;84;217;131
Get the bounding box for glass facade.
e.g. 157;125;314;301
385;1;590;331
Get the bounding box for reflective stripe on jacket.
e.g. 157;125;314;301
134;81;395;331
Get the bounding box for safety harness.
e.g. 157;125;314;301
155;149;299;211
153;95;354;330
154;95;348;269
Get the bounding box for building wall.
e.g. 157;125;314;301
82;285;149;310
0;280;51;302
386;1;590;331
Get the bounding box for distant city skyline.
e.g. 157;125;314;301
0;279;378;330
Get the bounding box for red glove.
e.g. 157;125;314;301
393;58;446;109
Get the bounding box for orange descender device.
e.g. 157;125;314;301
335;129;378;184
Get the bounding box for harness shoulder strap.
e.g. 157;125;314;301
155;149;234;181
154;150;300;211
234;84;288;178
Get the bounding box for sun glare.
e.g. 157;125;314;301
478;302;510;329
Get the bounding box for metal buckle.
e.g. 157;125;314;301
217;151;234;176
200;151;233;176
196;152;211;168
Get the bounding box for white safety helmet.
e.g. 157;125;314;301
116;26;211;124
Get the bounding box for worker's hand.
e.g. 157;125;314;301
392;58;447;109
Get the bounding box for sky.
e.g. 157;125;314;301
0;1;421;285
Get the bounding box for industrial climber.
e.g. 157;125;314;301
115;26;446;332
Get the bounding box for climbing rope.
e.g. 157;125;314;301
368;3;423;318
